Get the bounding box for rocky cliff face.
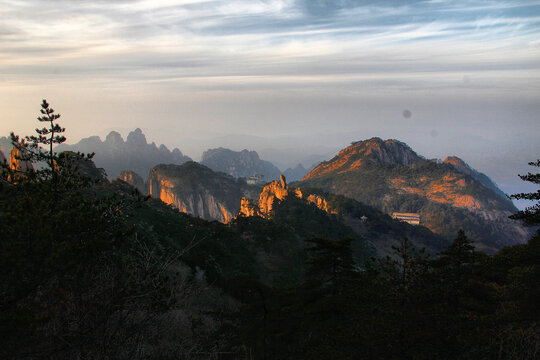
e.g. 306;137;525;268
118;170;147;194
57;128;191;180
148;162;246;223
201;147;281;181
300;138;527;252
0;150;6;165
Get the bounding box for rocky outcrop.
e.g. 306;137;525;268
57;128;191;180
303;138;421;181
238;197;261;217
0;150;6;165
118;170;147;194
238;174;336;218
259;174;290;214
148;162;244;223
443;156;508;200
305;194;336;214
201;147;281;181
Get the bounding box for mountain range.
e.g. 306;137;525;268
201;147;282;181
56;128;192;180
2;128;528;253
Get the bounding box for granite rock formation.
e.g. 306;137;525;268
148;162;246;223
238;174;336;218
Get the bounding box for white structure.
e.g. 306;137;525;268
247;174;264;185
392;212;420;225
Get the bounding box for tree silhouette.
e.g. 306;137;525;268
508;160;540;226
3;99;95;186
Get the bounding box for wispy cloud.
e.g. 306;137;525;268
1;0;539;114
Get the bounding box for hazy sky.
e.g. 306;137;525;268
1;0;539;200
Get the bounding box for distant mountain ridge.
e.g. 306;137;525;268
201;147;281;181
57;128;191;180
283;164;309;182
300;137;528;252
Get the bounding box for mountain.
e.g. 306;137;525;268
283;164;309;182
56;128;191;180
299;137;528;252
148;161;257;223
201;147;281;181
443;156;507;199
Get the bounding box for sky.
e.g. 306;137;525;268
1;0;539;203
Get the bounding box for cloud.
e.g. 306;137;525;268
1;0;538;201
1;0;539;98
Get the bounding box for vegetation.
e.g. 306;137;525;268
0;101;241;359
0;101;538;359
508;160;540;226
299;158;522;251
297;187;449;257
234;228;539;359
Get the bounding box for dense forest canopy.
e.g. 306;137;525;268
0;101;538;359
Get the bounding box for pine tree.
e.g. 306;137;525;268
508;160;540;226
2;99;96;186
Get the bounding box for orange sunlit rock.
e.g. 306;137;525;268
148;169;235;223
9;147;33;173
306;194;337;214
237;197;260;218
390;176;482;211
